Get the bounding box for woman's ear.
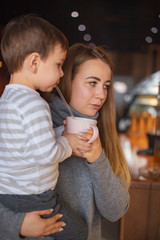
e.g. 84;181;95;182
29;52;41;73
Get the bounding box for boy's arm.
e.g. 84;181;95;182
23;100;72;164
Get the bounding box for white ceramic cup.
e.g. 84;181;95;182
66;116;99;143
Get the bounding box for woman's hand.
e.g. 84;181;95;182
63;131;92;156
82;131;103;163
62;125;102;160
20;209;65;237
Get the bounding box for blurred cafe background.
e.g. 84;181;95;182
0;0;160;239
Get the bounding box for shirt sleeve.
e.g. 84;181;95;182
87;150;130;222
20;98;72;165
0;202;25;239
54;125;64;138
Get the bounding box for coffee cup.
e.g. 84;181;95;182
66;116;99;143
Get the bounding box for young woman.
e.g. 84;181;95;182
0;43;130;240
52;43;130;187
49;43;130;240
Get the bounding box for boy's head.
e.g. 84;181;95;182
1;14;68;74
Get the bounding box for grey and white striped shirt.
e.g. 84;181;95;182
0;84;71;195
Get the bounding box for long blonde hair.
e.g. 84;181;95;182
58;43;131;188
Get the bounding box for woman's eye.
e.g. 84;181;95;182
89;81;96;86
104;85;110;89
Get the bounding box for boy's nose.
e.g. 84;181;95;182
60;69;64;77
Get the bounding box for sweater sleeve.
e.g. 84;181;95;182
87;150;130;222
0;202;25;239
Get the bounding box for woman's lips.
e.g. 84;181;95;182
91;104;101;110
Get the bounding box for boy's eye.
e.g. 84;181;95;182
57;63;62;68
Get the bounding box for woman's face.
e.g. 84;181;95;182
69;58;111;116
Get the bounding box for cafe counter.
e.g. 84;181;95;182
119;133;160;240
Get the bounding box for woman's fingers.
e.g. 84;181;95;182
38;209;54;216
20;210;65;237
41;213;65;235
43;215;65;235
63;120;66;126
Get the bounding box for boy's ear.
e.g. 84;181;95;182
29;52;41;73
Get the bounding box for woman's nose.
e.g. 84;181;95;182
95;87;106;100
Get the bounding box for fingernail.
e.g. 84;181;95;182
78;132;83;135
49;208;54;212
59;228;64;232
62;223;66;227
83;129;88;132
59;214;63;218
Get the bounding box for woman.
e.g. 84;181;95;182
0;43;130;240
53;43;130;186
51;43;130;239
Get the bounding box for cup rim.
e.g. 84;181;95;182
66;116;97;122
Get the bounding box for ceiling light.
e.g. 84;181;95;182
71;11;79;18
78;24;86;31
83;34;91;41
145;36;152;43
151;27;158;34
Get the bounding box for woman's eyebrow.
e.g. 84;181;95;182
86;76;100;81
86;76;111;83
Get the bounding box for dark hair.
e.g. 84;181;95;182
1;14;68;74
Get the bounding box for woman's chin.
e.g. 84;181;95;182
83;110;98;117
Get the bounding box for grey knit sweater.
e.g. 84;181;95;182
0;94;129;240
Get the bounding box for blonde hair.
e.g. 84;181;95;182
58;43;130;188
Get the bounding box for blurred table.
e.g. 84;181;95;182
119;133;160;240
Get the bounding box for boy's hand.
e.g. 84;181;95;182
63;130;92;157
63;128;102;161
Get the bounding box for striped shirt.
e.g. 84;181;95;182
0;84;72;194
